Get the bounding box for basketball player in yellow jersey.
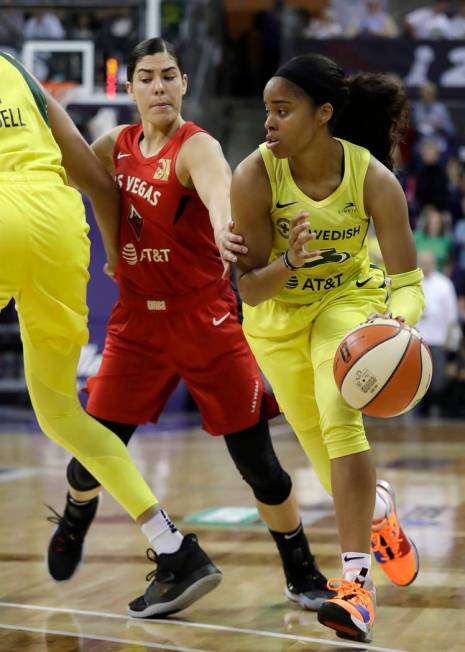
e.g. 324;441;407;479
0;51;222;615
232;54;425;643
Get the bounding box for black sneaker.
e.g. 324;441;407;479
46;495;99;581
128;534;222;618
284;548;336;611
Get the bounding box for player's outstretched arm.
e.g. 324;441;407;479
177;132;247;276
44;89;120;269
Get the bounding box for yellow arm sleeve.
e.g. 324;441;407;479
387;267;425;325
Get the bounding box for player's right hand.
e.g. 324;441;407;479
367;311;406;324
287;210;320;268
215;219;248;278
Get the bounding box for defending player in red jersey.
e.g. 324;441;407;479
88;118;268;433
47;37;335;617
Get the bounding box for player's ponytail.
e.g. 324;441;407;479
334;73;409;171
274;54;409;171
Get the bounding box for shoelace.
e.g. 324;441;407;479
327;578;372;609
145;548;161;582
371;520;402;560
46;505;83;549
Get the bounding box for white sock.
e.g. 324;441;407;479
341;552;372;583
141;509;183;555
372;488;389;524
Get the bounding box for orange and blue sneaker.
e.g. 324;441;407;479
371;480;419;587
317;572;376;643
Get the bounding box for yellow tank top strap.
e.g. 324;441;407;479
259;142;278;207
349;139;370;220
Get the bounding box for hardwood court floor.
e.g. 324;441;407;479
0;416;464;652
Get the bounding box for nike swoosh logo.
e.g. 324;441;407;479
355;277;373;288
212;312;230;327
160;572;176;583
117;152;131;159
284;532;299;540
343;555;366;562
276;200;297;208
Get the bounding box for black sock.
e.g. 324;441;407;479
269;523;317;577
64;492;99;523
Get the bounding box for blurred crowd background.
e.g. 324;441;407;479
1;0;465;419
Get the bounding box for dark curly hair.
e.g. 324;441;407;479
335;73;409;171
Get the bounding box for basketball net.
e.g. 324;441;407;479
42;80;79;105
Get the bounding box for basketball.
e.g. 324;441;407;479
333;318;433;418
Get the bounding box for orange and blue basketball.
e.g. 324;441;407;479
333;318;432;418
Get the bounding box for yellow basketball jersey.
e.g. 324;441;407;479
0;52;65;178
260;138;372;305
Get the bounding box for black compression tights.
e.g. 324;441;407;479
223;400;292;505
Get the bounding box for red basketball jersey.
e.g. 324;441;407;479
113;121;224;297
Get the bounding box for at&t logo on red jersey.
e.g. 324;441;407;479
121;243;171;265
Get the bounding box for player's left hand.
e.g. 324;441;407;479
103;262;116;280
367;310;406;324
215;220;248;278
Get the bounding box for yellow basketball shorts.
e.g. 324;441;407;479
243;272;388;495
0;172;90;345
0;172;157;519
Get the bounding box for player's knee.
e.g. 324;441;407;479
66;457;101;492
230;449;292;505
247;465;292;505
225;404;292;504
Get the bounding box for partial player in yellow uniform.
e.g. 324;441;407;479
0;51;221;616
232;54;425;643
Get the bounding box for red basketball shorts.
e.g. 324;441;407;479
86;281;279;435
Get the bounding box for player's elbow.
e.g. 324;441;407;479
243;297;261;308
237;272;261;307
240;291;260;307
